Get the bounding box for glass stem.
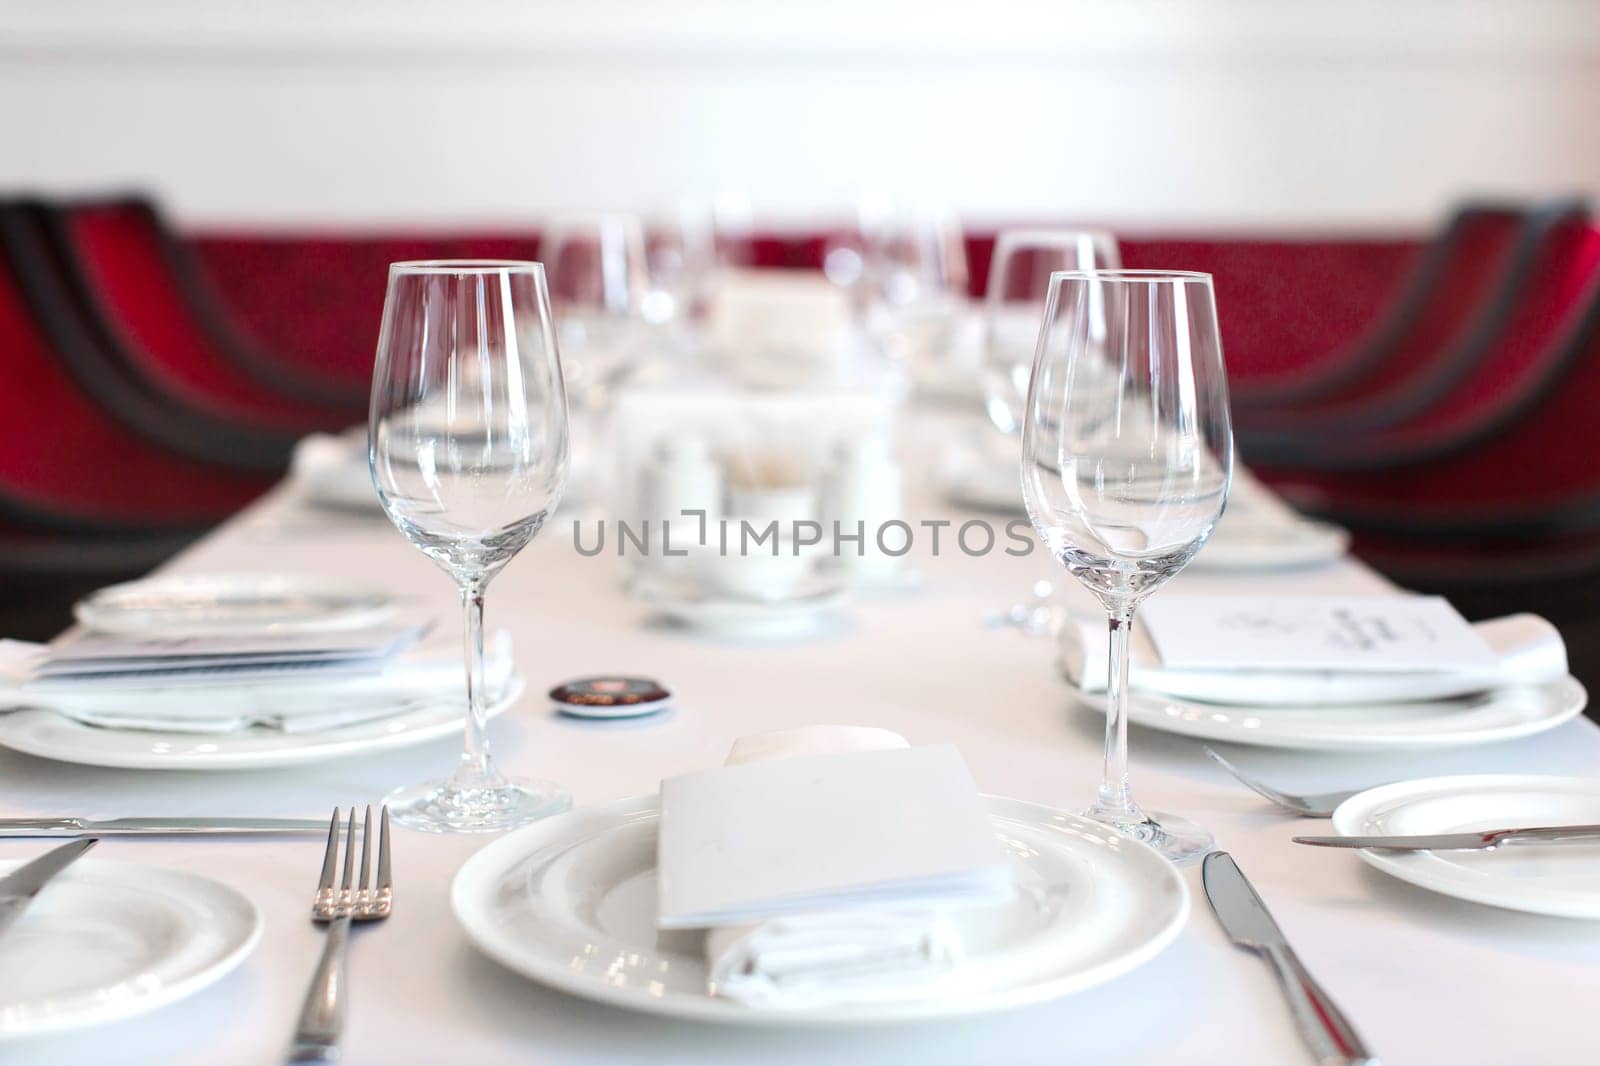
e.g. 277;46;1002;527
1094;602;1140;819
450;580;505;792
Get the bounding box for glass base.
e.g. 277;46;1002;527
384;776;572;834
1081;804;1214;867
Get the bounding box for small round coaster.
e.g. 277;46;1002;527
549;677;674;720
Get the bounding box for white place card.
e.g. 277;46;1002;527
1139;596;1497;673
656;745;1012;930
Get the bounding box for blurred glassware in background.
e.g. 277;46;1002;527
1022;269;1232;864
370;260;572;833
542;213;651;407
856;199;972;369
983;229;1121;446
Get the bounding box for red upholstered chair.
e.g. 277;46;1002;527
42;197;359;433
1255;224;1600;534
1230;203;1535;410
1251;218;1600;478
0;224;270;530
1;202;297;473
1242;201;1587;453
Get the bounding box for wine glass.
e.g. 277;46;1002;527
370;260;571;833
1022;270;1232;864
983;230;1120;635
983;229;1120;441
542;214;650;405
859;201;970;363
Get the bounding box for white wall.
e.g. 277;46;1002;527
1;0;1597;231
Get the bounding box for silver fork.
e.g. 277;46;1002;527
1204;747;1383;818
288;806;391;1063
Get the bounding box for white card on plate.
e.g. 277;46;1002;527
1139;596;1497;673
656;745;1012;930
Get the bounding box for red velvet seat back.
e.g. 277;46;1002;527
0;253;267;524
63;203;348;431
1296;211;1526;408
1265;227;1600;512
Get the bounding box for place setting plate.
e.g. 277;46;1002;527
0;676;525;771
74;574;397;638
452;793;1189;1026
0;859;261;1039
1330;774;1600;919
1088;675;1587;752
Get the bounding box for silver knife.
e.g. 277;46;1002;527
1203;851;1379;1066
0;817;330;838
1294;824;1600;852
0;837;97;939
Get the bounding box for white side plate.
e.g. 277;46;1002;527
1090;676;1586;751
452;793;1188;1026
1332;774;1600;919
0;676;523;771
74;573;395;637
0;860;260;1039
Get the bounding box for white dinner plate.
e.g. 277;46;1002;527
452;793;1189;1026
1194;519;1350;572
0;859;260;1039
1086;676;1586;751
1331;775;1600;919
74;573;396;637
636;580;849;639
0;676;523;771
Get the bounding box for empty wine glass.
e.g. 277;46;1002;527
370;260;571;833
983;229;1120;442
1022;270;1232;864
984;230;1119;636
542;214;650;405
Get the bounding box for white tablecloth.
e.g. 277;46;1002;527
4;412;1599;1066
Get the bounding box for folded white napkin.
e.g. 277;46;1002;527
702;725;970;1009
0;632;514;733
1058;613;1566;706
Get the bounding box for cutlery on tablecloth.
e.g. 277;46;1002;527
1294;824;1600;851
0;817;330;838
289;806;392;1063
1203;851;1379;1066
1204;747;1381;818
0;837;97;940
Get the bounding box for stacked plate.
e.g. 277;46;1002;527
1060;610;1586;751
0;573;516;771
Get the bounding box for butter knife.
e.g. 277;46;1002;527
0;817;329;838
1203;851;1379;1066
0;838;97;939
1294;824;1600;851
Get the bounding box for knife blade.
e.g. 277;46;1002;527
1294;824;1600;852
0;837;97;939
0;817;330;838
1203;851;1379;1066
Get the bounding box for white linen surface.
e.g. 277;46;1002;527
1058;613;1566;706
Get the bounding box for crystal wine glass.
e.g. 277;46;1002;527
983;229;1120;441
983;229;1120;635
1022;270;1232;864
542;214;650;406
370;260;571;833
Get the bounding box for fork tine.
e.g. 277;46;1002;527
377;807;390;891
340;807;357;911
373;806;392;917
358;806;373;892
317;809;340;891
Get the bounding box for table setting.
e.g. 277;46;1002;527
0;250;1597;1066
